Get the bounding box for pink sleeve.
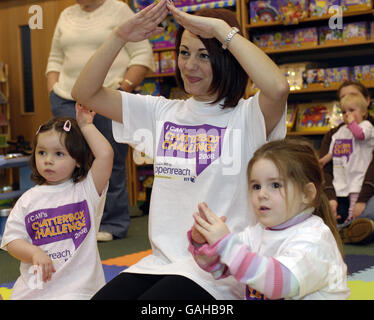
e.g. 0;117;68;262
347;121;365;140
187;229;230;279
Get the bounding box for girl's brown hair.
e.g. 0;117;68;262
337;80;371;104
175;8;249;109
247;138;344;257
30;117;93;185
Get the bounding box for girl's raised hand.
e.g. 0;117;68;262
116;0;169;42
193;203;230;245
75;102;95;127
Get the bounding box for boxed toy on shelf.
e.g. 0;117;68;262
279;62;310;90
309;0;340;17
342;21;368;43
353;64;374;85
160;50;176;73
294;27;318;48
295;101;340;132
149;16;178;49
137;79;161;96
302;68;325;88
153;52;160;75
324;66;350;86
252;32;277;49
278;0;308;25
319;26;343;45
341;0;372;12
249;0;280;25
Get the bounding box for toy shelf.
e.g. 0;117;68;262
245;8;374;30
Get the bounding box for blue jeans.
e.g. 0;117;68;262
50;91;130;238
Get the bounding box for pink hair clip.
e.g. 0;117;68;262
35;125;41;136
63;120;71;132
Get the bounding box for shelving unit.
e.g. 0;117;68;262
240;0;374;146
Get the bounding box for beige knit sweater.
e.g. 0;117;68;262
46;0;155;100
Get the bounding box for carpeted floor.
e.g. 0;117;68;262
1;212;374;300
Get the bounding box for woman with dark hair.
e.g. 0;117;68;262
320;80;374;244
72;0;289;299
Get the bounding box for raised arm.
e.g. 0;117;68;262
167;3;289;136
71;0;168;122
75;103;114;196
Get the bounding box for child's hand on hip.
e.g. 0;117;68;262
32;248;56;283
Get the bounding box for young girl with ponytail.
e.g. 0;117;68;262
189;138;350;300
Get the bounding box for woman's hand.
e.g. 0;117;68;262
193;203;230;245
167;1;222;39
116;0;169;42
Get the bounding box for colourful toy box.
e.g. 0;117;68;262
342;22;368;43
353;65;374;85
278;0;308;25
160;50;176;73
294;27;318;48
153;52;160;75
295;101;337;132
324;67;350;87
287;104;298;131
249;0;280;25
341;0;372;12
279;62;308;91
309;0;340;17
252;32;276;50
137;79;161;96
319;26;343;45
276;30;295;49
303;68;325;89
370;21;374;39
149;16;178;49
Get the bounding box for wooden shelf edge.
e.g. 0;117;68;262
287;130;329;136
262;39;374;54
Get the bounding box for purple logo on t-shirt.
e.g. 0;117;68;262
25;201;91;249
332;139;353;162
156;122;226;176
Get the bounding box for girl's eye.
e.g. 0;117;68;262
272;182;281;189
56;151;64;157
251;184;261;190
38;151;45;156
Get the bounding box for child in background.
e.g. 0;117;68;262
189;139;350;300
0;103;113;300
319;94;374;225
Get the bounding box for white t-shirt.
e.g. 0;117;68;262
1;170;107;300
238;215;350;300
112;91;287;299
330;120;374;196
